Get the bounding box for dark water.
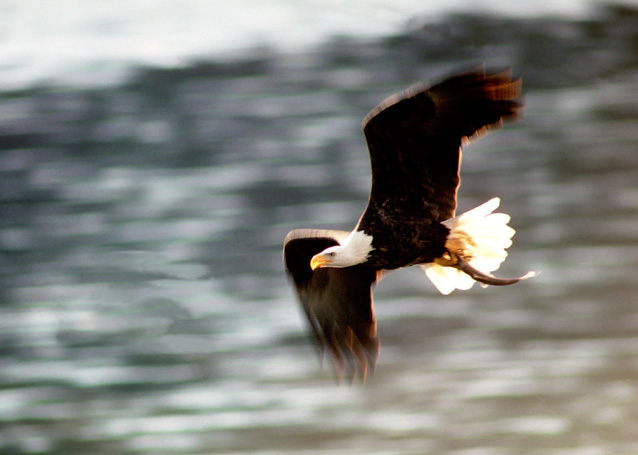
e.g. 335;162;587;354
2;7;638;455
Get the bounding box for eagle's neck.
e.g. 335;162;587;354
341;230;375;264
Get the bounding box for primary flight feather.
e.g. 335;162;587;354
283;67;535;381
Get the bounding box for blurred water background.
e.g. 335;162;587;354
2;1;638;454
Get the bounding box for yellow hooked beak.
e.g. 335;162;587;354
310;253;332;270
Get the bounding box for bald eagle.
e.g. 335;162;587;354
283;68;535;380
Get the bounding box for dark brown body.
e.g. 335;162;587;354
358;213;449;270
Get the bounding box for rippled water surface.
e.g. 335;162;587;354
2;7;638;455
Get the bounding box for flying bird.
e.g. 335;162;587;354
283;67;535;381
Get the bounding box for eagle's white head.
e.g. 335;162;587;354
310;231;374;270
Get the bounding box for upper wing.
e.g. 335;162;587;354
283;229;379;381
360;67;523;224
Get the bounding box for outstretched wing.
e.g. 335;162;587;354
283;229;379;381
360;67;523;225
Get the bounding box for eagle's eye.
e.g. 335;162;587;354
327;252;336;258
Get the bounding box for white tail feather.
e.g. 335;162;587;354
422;198;517;295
